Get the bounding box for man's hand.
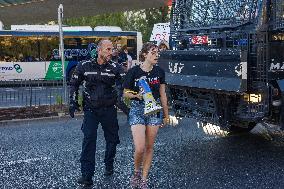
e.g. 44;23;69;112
69;103;81;118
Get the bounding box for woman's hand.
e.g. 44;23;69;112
161;116;170;128
124;89;142;100
161;115;179;127
135;93;143;100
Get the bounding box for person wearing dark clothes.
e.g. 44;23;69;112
118;45;128;71
69;40;125;187
123;42;170;189
112;45;130;116
110;46;129;115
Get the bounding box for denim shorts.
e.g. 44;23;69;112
128;100;163;126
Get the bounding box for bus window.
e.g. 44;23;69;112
127;38;137;60
19;37;39;62
38;36;60;61
0;36;20;62
0;36;39;62
80;37;99;60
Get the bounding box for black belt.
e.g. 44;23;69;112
85;98;116;109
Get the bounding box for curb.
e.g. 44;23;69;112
0;114;84;126
0;111;126;126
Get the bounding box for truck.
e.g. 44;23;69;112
158;0;284;132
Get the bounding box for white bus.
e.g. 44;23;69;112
0;27;142;81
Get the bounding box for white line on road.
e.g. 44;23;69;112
0;157;50;166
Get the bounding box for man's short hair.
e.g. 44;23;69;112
97;39;112;51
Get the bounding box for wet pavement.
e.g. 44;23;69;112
1;113;284;189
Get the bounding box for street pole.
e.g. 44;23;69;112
0;21;3;30
58;4;67;104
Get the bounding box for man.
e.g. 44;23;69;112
69;40;125;187
116;43;122;51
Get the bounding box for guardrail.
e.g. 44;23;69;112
0;79;68;108
0;79;69;121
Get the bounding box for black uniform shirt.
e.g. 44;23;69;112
69;59;125;109
123;65;166;101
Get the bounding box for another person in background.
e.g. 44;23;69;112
158;40;170;51
123;42;170;189
69;40;125;187
112;43;120;62
118;45;128;71
119;45;133;71
116;43;122;51
112;44;130;116
125;48;133;71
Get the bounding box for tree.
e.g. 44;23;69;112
65;6;170;42
65;12;127;29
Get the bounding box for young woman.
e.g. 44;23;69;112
123;42;169;189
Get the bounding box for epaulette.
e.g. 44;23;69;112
109;61;118;68
81;59;92;66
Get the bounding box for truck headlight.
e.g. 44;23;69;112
243;93;262;103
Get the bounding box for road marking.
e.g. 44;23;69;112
0;157;50;166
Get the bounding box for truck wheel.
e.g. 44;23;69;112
229;122;257;133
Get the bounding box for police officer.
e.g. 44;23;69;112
69;40;125;187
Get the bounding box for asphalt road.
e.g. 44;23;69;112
1;113;284;189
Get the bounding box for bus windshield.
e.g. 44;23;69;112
175;0;261;28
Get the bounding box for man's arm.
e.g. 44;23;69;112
69;63;84;118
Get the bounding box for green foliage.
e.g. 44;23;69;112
55;95;63;105
125;6;170;42
78;94;83;108
65;7;170;42
65;12;127;29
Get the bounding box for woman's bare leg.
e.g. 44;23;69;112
142;125;159;180
131;124;146;172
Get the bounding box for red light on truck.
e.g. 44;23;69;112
191;36;208;45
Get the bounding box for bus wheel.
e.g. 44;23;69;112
229;122;257;133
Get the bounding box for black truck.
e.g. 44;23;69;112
159;0;284;131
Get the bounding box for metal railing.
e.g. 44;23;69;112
0;79;70;121
0;79;68;108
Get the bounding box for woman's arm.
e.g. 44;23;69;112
123;89;142;100
159;84;169;119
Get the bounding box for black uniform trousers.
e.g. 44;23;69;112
80;105;120;178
